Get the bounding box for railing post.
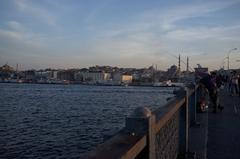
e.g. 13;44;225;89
185;87;189;154
149;114;156;159
178;87;189;157
189;84;197;126
126;107;156;159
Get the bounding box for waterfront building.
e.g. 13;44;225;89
0;64;14;72
113;72;133;83
52;71;58;79
74;71;84;81
121;75;133;83
80;71;111;82
0;64;15;80
23;70;36;82
57;70;75;81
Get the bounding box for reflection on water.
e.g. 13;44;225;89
0;83;174;158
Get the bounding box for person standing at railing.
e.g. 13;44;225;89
199;72;223;113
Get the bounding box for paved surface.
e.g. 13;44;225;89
188;112;208;159
207;90;240;159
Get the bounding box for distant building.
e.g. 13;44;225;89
80;71;111;82
57;70;75;81
153;70;167;82
0;64;14;80
44;70;58;79
122;75;133;83
113;72;133;83
74;71;84;81
132;73;141;81
52;71;58;79
0;64;14;72
89;65;114;73
24;70;36;81
167;65;178;77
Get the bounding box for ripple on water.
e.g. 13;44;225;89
0;83;175;158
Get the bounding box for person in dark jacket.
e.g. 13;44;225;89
200;72;223;113
238;74;240;97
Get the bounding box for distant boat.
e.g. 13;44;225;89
153;80;185;87
122;83;129;87
153;80;172;87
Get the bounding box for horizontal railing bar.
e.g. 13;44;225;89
120;135;147;159
84;129;147;159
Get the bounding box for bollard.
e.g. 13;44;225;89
125;107;156;159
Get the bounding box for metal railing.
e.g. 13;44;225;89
83;84;199;159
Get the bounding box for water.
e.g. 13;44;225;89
0;83;175;158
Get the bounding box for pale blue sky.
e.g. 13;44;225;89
0;0;240;70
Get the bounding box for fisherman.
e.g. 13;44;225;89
200;72;223;113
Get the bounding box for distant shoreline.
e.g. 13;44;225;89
0;81;180;88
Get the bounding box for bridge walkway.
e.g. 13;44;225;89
207;90;240;159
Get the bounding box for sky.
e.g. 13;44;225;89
0;0;240;71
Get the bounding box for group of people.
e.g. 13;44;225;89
198;70;240;113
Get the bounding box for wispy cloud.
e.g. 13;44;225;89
164;25;240;41
139;0;239;30
84;0;113;23
0;29;23;40
1;0;240;69
7;21;25;31
93;0;239;40
84;0;240;69
0;21;47;48
14;0;57;26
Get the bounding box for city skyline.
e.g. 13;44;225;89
0;0;240;70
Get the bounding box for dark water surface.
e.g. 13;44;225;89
0;83;174;159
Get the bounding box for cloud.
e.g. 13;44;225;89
84;0;113;23
1;0;240;70
0;29;23;40
7;21;25;31
139;0;239;31
92;0;240;42
14;0;57;26
60;0;240;69
0;26;47;48
163;24;240;43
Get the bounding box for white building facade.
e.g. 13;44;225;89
80;71;111;82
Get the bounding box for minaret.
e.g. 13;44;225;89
179;54;181;71
16;64;18;72
187;56;189;72
178;54;181;74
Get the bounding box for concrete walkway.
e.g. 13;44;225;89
207;91;240;159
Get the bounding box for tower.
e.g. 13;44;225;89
178;54;181;74
178;54;181;72
187;56;189;72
